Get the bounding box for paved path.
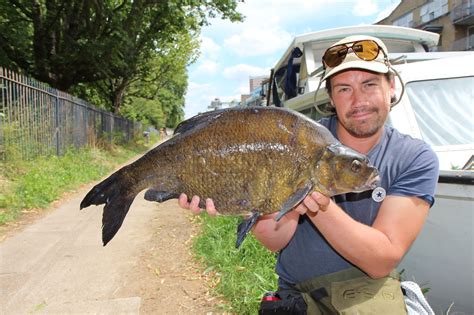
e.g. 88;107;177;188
0;187;155;314
0;183;219;315
0;138;226;315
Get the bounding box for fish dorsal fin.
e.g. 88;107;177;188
275;179;313;221
174;108;228;135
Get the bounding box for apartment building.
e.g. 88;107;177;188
377;0;474;51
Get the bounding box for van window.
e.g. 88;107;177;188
405;76;474;146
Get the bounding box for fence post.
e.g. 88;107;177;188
54;89;60;156
0;113;3;158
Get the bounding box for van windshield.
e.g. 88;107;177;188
405;76;474;146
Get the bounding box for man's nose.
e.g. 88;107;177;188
351;87;369;104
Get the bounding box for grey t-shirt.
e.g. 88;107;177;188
276;115;439;289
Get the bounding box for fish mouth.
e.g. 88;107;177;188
367;171;380;189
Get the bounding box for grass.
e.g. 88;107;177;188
0;137;155;225
192;214;278;314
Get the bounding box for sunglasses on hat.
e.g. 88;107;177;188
322;40;385;69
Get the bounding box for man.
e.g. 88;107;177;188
179;35;439;314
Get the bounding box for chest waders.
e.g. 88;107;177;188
295;267;407;315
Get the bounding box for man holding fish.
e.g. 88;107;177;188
180;35;439;314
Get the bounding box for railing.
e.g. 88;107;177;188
0;67;141;160
451;0;474;24
452;34;474;50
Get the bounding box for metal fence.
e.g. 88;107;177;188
0;67;142;160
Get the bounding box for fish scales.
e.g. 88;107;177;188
80;107;379;247
161;108;325;215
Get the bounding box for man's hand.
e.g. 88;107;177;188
178;193;218;216
293;192;331;217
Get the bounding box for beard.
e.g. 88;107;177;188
341;106;387;138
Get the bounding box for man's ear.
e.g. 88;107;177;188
329;98;335;107
389;77;397;105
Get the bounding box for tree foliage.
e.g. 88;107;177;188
0;0;243;125
119;30;197;128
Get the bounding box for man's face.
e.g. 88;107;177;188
329;69;394;138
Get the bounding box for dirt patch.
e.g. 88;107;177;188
116;202;230;314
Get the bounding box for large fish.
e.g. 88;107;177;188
80;107;379;247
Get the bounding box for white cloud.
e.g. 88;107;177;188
184;82;218;118
184;80;244;118
218;1;333;57
237;0;332;21
193;60;219;76
199;36;221;59
224;26;293;57
352;0;379;17
223;64;268;81
220;64;269;96
374;0;401;23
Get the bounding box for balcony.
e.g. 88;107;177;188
452;1;474;25
452;34;474;51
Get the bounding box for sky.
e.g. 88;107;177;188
184;0;401;119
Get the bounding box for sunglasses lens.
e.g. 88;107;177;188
323;45;348;68
353;40;380;61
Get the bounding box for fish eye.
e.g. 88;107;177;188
351;160;362;173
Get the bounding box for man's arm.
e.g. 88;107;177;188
299;193;430;279
178;191;430;275
250;211;300;252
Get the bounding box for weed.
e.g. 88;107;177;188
192;214;278;314
0;141;149;225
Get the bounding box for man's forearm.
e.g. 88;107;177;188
252;211;300;252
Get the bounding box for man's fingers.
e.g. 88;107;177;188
310;192;330;211
303;194;320;213
205;198;218;216
178;193;190;209
178;193;220;217
294;203;309;215
189;195;201;214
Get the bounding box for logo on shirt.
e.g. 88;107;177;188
372;187;386;202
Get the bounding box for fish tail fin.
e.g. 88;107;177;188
101;195;134;246
236;212;260;248
80;169;140;246
80;171;127;209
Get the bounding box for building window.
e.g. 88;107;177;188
420;0;449;23
394;12;414;27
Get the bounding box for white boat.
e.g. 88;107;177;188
267;25;474;314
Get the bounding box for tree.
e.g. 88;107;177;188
0;0;244;125
0;0;243;93
86;28;197;125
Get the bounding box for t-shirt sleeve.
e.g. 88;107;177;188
387;145;439;207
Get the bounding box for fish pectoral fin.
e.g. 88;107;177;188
144;189;179;203
275;180;313;221
236;212;261;248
